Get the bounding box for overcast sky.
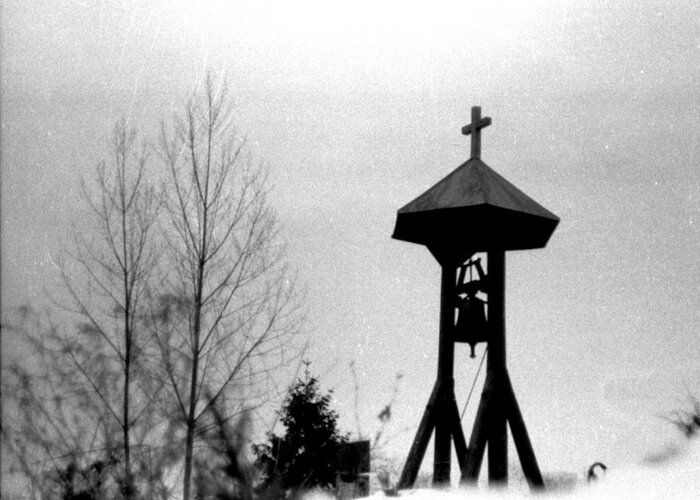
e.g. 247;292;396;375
3;0;700;481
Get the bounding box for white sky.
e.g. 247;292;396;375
2;0;700;483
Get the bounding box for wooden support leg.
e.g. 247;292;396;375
485;251;508;484
505;374;545;490
461;388;490;483
432;263;457;486
488;375;508;484
398;381;441;489
449;397;469;474
433;389;451;486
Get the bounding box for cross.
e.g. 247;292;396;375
461;106;492;159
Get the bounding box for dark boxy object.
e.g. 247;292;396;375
338;440;370;482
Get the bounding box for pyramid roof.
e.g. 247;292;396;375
392;158;559;262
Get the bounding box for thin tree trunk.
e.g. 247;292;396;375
123;346;132;497
123;307;133;498
121;160;134;499
183;257;205;500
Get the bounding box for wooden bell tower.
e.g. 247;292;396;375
392;107;559;490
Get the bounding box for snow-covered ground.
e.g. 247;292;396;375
305;438;700;499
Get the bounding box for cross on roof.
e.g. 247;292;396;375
461;106;492;159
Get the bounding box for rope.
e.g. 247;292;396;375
460;346;487;421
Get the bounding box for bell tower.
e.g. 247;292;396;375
392;106;559;490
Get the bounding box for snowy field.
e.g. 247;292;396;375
304;438;700;500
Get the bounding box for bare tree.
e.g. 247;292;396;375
53;120;161;497
2;307;122;499
667;394;700;438
153;74;303;500
2;305;179;500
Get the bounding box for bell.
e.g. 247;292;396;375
454;295;488;358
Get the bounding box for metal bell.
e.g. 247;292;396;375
454;295;488;357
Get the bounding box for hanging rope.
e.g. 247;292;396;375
460;346;487;421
